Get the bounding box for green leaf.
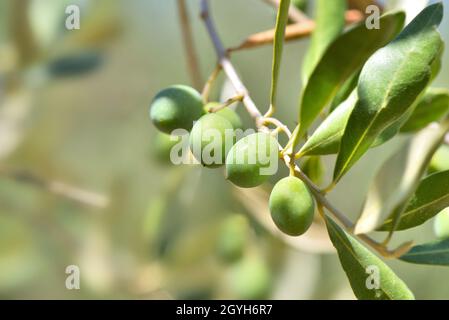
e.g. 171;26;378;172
400;88;449;133
297;11;405;138
302;0;346;83
400;239;449;266
301;156;324;184
270;0;290;110
379;170;449;231
355;118;449;235
333;3;443;183
298;91;357;156
330;70;360;112
325;216;414;300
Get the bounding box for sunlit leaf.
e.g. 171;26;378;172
379;170;449;231
400;88;449;133
297;11;405;138
325;216;414;300
301;0;346;83
400;239;449;266
355;118;449;234
334;3;443;183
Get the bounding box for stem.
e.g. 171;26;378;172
177;0;203;90
201;64;222;104
262;0;311;23
208;94;244;112
200;0;263;123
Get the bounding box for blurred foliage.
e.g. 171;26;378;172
0;0;449;300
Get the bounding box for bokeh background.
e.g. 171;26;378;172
0;0;448;299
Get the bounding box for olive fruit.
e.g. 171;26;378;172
151;132;182;164
269;176;315;236
204;102;243;130
434;207;449;239
225;132;279;188
216;214;249;263
429;145;449;174
149;85;203;134
227;255;271;299
189;113;234;168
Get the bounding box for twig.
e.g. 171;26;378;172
262;0;310;23
200;0;263;123
177;0;203;90
228;10;363;52
209;94;244;112
0;166;109;208
201;64;222;104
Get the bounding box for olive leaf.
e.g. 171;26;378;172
297;11;405;138
400;88;449;133
299;88;445;157
301;156;324;185
269;0;290;110
379;170;449;231
325;216;415;300
298;91;357;157
330;70;360;112
333;3;443;183
301;0;346;83
400;239;449;266
354;118;449;235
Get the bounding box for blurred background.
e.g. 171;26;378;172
0;0;448;299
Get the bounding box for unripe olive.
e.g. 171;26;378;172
434;207;449;239
227;255;271;299
216;214;249;263
269;176;315;236
189;113;234;168
149;85;203;134
225;132;279;188
151;132;181;164
204;102;243;130
429;145;449;174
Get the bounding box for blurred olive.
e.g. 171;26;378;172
429;145;449;173
227;255;272;299
151;133;182;164
434;208;449;239
216;214;249;263
204;102;243;130
47;51;103;77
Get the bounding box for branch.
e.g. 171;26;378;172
177;0;203;90
0;166;109;208
200;0;409;259
229;10;364;52
200;0;263;122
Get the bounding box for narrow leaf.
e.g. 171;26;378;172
379;170;449;231
400;239;449;266
330;70;360;112
325;216;414;300
297;11;405;138
270;0;291;110
334;3;443;183
302;0;346;83
355;118;449;235
400;88;449;133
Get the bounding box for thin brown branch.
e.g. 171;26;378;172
0;166;109;208
229;10;364;52
262;0;311;23
177;0;203;90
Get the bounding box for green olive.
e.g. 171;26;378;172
149;85;203;134
225;132;279;188
189;113;234;168
204;102;243;130
151;132;182;164
216;214;249;263
269;176;315;236
429;145;449;174
227;255;271;299
434;207;449;239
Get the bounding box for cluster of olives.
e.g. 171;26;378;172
149;85;316;236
